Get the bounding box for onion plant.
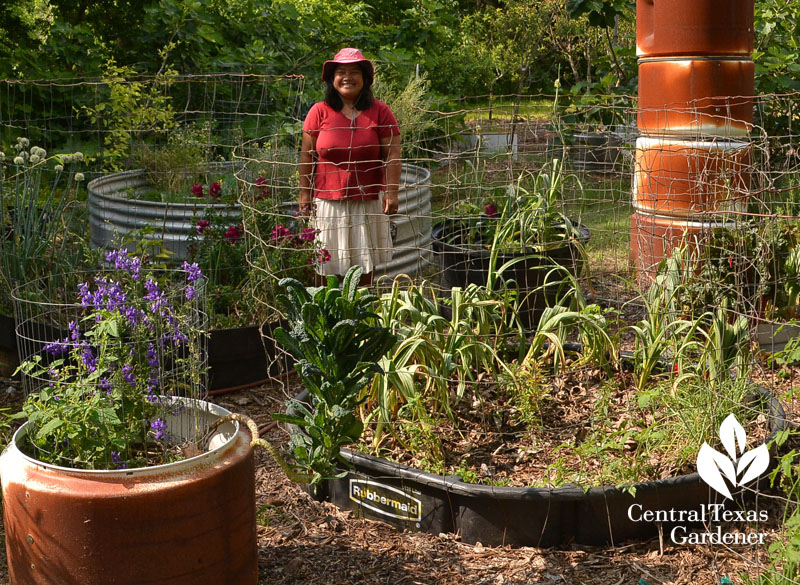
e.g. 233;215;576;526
0;137;86;311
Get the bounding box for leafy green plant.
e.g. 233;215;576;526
271;266;396;484
0;137;88;312
13;250;205;469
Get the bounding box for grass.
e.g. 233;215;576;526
461;97;553;124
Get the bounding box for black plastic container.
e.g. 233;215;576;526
432;219;590;329
293;387;786;547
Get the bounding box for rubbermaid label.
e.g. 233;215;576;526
349;479;422;522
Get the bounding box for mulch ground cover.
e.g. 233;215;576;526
1;354;799;584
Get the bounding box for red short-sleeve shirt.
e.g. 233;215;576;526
303;100;400;201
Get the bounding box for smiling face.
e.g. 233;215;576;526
332;64;365;103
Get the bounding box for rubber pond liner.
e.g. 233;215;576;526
288;384;787;548
431;219;590;330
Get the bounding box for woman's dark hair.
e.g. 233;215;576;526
324;61;374;111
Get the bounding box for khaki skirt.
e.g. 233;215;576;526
313;198;393;276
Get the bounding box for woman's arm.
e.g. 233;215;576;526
299;131;316;214
380;133;402;215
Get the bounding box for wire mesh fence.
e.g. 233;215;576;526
3;74;800;573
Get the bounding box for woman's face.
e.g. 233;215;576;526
332;64;364;102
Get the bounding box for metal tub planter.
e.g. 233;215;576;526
87;162;241;261
0;398;258;585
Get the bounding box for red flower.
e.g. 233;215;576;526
209;181;222;199
225;225;241;243
196;219;211;234
318;248;331;264
191;184;204;197
271;224;292;240
484;203;498;218
299;227;318;242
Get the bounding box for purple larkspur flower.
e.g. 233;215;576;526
151;418;168;441
105;249;142;280
78;282;93;307
44;340;70;356
146;343;158;368
99;377;112;395
181;261;203;283
144;279;166;312
80;342;97;372
121;363;135;387
68;320;80;341
111;451;128;470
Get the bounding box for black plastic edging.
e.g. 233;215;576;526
291;385;786;548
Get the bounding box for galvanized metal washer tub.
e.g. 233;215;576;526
0;397;258;585
87;163;241;261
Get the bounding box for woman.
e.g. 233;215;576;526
299;47;402;286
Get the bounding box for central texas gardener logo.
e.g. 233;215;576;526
349;479;422;523
697;414;770;499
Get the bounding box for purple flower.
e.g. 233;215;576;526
99;377;112;395
44;340;70;356
144;279;166;312
181;261;203;284
68;321;80;341
151;418;169;441
191;184;204;197
111;451;128;470
105;249;142;280
121;363;135;387
80;342;97;373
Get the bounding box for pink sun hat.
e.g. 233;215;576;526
322;48;375;81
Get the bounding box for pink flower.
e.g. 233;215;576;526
317;248;331;264
196;219;211;234
191;184;204;197
209;181;222;199
225;225;241;243
299;227;318;242
484;203;498;218
271;224;292;240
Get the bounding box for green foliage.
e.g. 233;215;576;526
0;137;88;312
373;72;437;159
79;58;177;171
272;266;396;484
14;252;205;469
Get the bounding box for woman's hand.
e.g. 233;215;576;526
383;192;399;215
299;189;313;216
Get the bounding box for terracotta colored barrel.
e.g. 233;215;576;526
636;0;754;57
638;58;754;136
0;400;258;585
629;211;735;280
633;137;751;216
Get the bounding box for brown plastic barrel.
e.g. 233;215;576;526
633;137;751;216
629;211;735;280
637;0;754;57
638;58;754;136
0;405;258;585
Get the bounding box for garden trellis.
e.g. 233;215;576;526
3;73;800;576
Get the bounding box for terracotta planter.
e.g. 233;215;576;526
633;137;751;217
636;0;754;57
638;58;754;137
0;398;258;585
629;211;737;281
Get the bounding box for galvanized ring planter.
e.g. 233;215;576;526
0;398;258;585
87;162;242;261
